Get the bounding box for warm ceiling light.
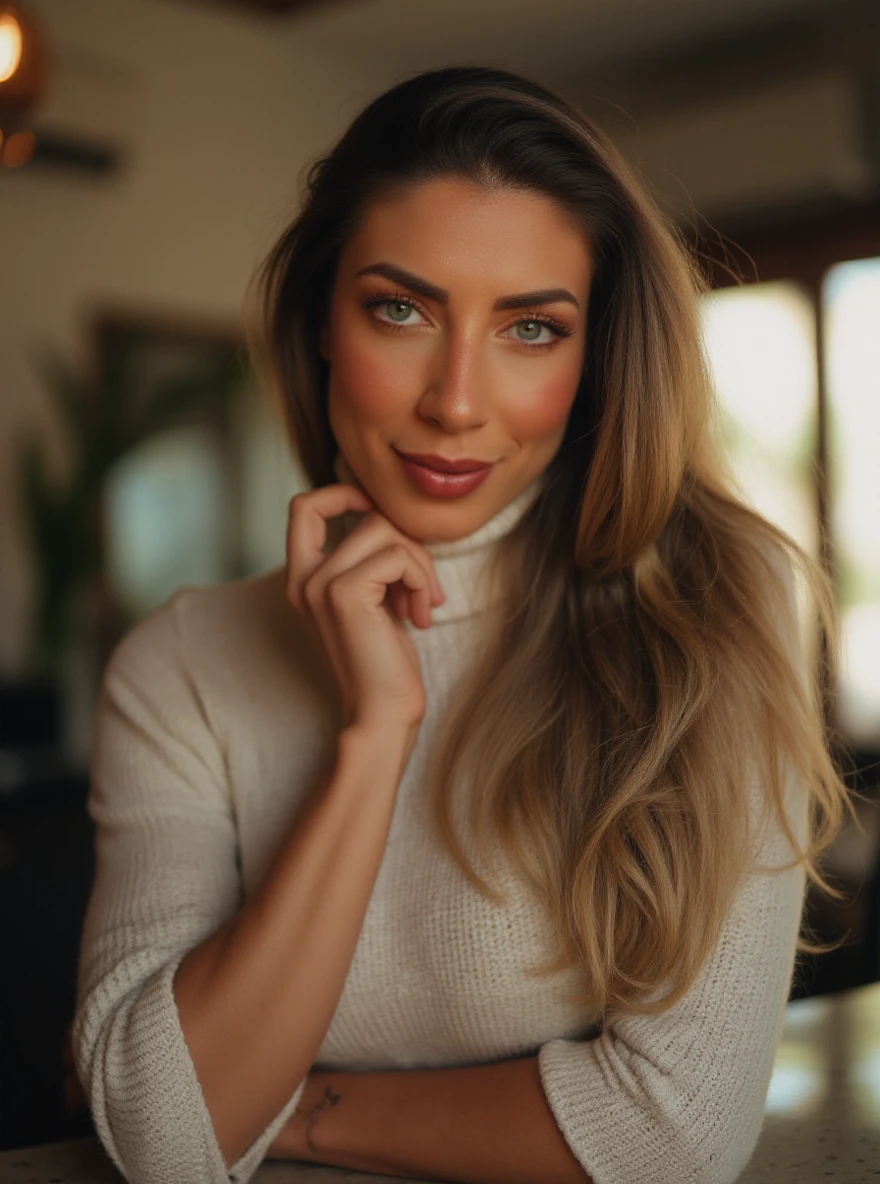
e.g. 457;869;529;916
0;2;50;152
0;13;23;83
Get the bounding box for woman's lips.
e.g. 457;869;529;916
395;451;493;498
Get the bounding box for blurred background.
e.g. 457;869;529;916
1;0;879;1154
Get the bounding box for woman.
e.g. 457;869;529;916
72;65;855;1184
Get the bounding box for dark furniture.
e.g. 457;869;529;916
0;768;97;1151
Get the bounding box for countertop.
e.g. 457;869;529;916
2;979;879;1183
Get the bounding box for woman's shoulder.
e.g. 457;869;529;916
167;565;293;652
104;567;315;704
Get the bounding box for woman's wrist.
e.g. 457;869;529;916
339;716;421;775
295;1072;342;1155
266;1072;341;1163
265;1074;315;1160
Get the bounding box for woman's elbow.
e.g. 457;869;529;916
673;1110;764;1184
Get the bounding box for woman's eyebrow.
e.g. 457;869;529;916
354;261;581;311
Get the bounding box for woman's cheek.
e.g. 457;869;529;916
330;335;419;422
507;365;581;440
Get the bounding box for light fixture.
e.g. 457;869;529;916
0;12;23;83
0;2;50;169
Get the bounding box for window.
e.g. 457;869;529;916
823;257;880;746
700;202;880;750
700;280;819;565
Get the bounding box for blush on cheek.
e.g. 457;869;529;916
512;370;581;439
331;339;414;423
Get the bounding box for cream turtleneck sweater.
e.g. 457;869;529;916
72;452;809;1184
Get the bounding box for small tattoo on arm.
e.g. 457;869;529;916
295;1084;342;1152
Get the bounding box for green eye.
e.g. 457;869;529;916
516;320;544;342
362;290;572;350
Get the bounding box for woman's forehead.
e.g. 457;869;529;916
339;177;594;299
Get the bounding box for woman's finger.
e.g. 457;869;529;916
308;508;444;614
386;581;409;624
285;484;374;611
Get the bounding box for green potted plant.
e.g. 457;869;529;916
18;327;247;721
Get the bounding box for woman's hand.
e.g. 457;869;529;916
285;482;445;733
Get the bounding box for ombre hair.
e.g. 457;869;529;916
249;64;859;1020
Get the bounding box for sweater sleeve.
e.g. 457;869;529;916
537;769;808;1184
71;589;307;1184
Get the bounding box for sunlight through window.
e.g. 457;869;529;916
824;257;880;746
700;282;820;662
700;282;819;563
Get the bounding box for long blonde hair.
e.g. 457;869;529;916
249;64;860;1021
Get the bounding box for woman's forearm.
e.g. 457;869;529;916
268;1058;591;1184
172;721;415;1168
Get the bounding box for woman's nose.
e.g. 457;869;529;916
415;332;490;432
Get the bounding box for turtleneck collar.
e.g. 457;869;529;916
330;450;546;623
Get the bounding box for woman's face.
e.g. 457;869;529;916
319;175;593;542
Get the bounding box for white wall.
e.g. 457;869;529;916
0;0;384;676
3;0;877;691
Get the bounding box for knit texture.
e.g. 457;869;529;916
73;456;809;1184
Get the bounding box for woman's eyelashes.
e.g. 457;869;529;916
359;289;574;351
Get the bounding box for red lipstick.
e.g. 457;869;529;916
395;450;493;473
393;448;494;499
